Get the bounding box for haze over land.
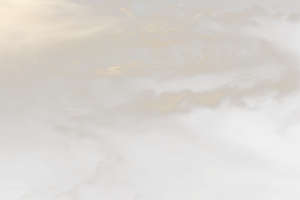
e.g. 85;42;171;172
1;0;300;199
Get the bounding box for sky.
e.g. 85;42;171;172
2;0;300;199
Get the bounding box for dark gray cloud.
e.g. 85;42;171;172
2;0;300;199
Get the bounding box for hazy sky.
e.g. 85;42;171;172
2;0;300;199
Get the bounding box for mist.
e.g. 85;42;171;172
2;0;300;199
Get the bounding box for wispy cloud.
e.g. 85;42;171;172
2;0;300;199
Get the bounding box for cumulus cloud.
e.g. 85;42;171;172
2;0;300;199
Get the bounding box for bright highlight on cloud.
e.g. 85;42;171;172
2;0;300;199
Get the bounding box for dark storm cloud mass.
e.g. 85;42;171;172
2;0;300;199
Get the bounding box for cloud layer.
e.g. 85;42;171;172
2;0;300;199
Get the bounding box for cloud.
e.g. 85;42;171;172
131;2;148;16
167;3;234;14
2;1;300;200
189;6;299;52
176;2;185;7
